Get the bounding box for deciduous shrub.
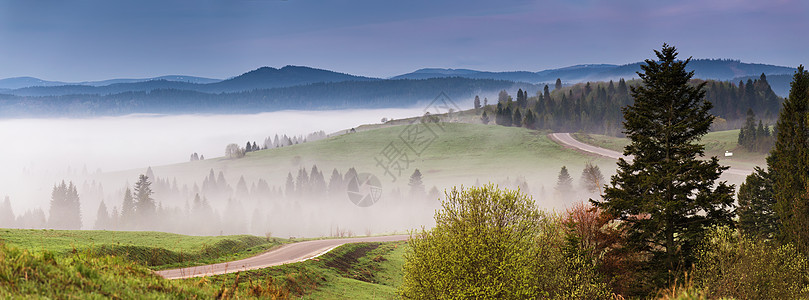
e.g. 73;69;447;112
400;185;610;299
692;226;809;299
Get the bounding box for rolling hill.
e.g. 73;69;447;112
105;122;609;199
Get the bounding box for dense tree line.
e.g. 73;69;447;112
48;181;82;230
481;73;781;136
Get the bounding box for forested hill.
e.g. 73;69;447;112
482;75;782;136
394;59;796;89
0;77;538;117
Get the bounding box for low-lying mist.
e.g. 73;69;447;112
0;108;426;219
0;106;616;238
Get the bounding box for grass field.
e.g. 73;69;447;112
0;229;282;269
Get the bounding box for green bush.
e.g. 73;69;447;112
399;184;610;299
692;226;809;299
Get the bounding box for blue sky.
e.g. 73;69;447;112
0;0;806;81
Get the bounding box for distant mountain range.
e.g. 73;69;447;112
2;66;379;97
2;59;797;97
0;59;799;117
0;77;537;117
392;59;797;91
0;75;220;90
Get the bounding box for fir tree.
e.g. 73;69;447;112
502;101;513;127
770;65;809;252
0;196;15;228
512;108;522;127
409;169;425;197
592;44;735;286
737;167;777;239
121;187;135;226
94;200;110;230
516;88;528;109
474;95;481;110
555;166;573;195
328;168;344;195
134;174;155;220
296;167;310;196
481;111;490;125
285;172;295;197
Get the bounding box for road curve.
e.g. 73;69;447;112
549;133;752;177
156;235;409;279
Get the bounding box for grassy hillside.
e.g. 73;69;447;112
572;129;767;172
104;122;613;210
0;229;281;269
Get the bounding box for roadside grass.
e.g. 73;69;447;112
304;241;407;299
0;239;408;299
186;241;409;299
0;242;208;299
572;129;767;172
0;229;282;270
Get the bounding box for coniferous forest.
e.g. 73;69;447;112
484;75;781;136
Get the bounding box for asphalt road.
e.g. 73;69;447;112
549;132;752;177
156;234;409;279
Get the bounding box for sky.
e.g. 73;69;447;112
0;0;807;82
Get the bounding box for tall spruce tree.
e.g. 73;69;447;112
737;167;777;239
409;169;425;197
770;65;809;252
555;166;573;195
285;172;295;197
592;44;735;285
121;187;135;227
134;174;155;220
94;200;110;230
0;196;15;228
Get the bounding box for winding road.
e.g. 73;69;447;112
156;235;409;279
549;133;753;177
